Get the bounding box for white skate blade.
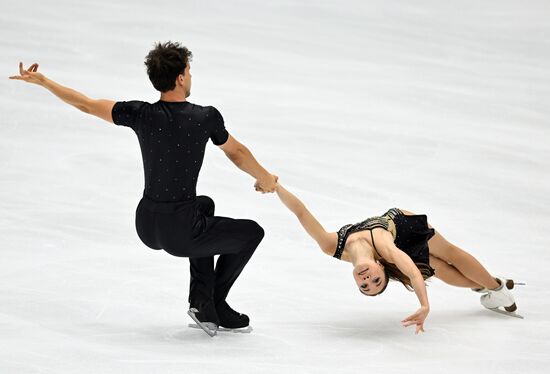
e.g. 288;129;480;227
217;325;253;334
188;323;253;334
488;307;524;319
505;279;527;288
187;308;217;337
472;279;526;294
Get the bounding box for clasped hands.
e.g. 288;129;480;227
254;173;278;194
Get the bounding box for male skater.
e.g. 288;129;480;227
10;41;278;336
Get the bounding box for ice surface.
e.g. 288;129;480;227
1;0;549;373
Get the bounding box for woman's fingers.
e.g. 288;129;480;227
402;313;418;323
403;320;425;334
402;310;426;333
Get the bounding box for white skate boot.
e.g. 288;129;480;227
480;277;523;319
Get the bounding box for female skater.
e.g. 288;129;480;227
270;182;520;333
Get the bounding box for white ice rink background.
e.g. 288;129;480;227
1;1;549;373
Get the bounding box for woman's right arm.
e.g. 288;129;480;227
379;240;430;334
275;183;336;255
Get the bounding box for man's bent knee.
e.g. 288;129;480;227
246;220;265;245
197;195;215;217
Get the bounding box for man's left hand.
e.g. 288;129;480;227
9;62;45;85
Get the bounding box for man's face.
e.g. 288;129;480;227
183;64;192;97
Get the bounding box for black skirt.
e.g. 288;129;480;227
388;209;435;274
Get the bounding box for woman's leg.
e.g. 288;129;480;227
427;230;499;290
429;255;481;288
400;209;499;290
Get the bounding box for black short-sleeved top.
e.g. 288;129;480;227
112;100;229;202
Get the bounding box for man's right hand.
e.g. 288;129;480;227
254;173;278;193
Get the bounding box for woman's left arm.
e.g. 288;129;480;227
274;183;336;255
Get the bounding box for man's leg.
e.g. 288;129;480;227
214;227;264;305
189;215;264;328
188;196;216;306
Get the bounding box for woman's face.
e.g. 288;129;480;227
353;261;386;296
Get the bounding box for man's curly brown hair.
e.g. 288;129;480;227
144;41;193;92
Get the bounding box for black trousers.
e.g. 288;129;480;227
135;194;264;305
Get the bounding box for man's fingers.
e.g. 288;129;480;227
28;63;39;72
18;62;31;76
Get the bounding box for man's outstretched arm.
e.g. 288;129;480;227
218;134;278;193
9;62;115;123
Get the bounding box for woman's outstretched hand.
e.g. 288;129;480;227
402;305;429;334
9;62;45;85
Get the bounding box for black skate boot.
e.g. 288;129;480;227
215;300;252;333
187;299;220;337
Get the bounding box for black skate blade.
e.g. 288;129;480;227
188;323;253;334
187;308;217;337
488;307;524;319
